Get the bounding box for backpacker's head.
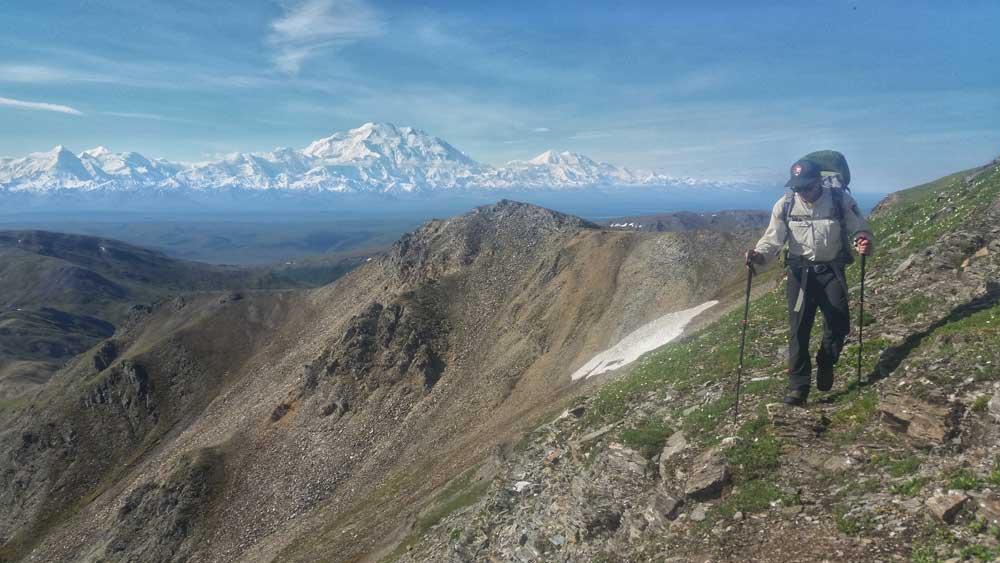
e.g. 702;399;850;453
786;159;823;200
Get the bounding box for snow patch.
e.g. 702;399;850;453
609;222;642;229
571;300;718;381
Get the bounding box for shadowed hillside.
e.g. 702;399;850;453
0;230;309;403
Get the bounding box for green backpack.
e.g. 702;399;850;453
802;149;851;186
780;150;854;264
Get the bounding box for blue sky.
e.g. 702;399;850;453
1;0;998;192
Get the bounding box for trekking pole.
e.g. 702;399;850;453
855;254;867;391
734;253;755;426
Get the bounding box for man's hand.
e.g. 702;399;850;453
854;235;872;256
745;249;764;266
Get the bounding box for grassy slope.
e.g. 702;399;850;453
396;160;1000;562
593;164;996;407
580;162;1000;559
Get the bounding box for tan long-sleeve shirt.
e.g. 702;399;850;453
754;188;873;265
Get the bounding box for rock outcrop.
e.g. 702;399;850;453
684;448;731;500
878;392;959;444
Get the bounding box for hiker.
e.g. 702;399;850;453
746;157;873;406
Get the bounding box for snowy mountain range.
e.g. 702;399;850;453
0;122;725;195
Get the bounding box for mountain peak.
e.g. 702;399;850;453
354;121;401;135
527;149;558;165
386;199;598;279
301;122;474;168
474;199;599;228
523;150;597;167
5;145;92;183
81;146;111;158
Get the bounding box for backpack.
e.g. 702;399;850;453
800;150;851;185
780;150;855;264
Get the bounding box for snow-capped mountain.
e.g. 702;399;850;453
488;150;652;188
0;145;179;192
78;146;179;187
0;146;94;191
0;122;720;195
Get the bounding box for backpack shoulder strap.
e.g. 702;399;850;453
830;187;856;264
781;192;795;226
831;187;845;224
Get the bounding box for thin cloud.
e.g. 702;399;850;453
103;111;169;121
0;64;77;83
0;63;122;85
532;127;551;133
269;0;383;74
0;96;84;115
100;111;200;125
10;49;276;92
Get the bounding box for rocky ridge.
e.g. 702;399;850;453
0;200;755;562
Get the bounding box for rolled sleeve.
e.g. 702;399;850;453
843;193;874;252
753;199;787;265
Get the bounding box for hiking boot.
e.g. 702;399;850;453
816;361;835;392
784;389;808;407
